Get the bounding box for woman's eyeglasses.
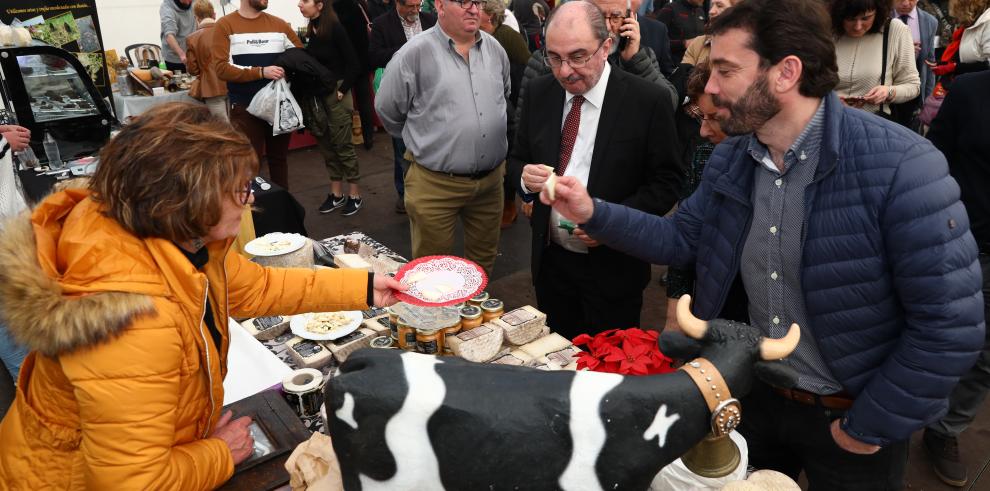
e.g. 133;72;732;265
237;180;255;206
685;104;717;123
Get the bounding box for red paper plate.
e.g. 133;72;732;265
394;255;488;307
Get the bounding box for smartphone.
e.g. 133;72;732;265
617;0;631;52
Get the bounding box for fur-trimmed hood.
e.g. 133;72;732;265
0;189;160;356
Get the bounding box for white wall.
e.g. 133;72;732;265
95;0;308;53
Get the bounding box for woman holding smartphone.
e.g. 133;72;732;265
831;0;921;118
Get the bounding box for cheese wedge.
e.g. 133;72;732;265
448;324;504;362
519;333;572;359
334;254;372;271
543;165;558;200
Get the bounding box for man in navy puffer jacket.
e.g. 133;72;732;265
533;0;985;488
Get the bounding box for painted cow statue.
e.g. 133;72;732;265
325;296;800;490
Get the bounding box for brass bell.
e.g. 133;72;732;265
681;431;741;478
682;398;743;478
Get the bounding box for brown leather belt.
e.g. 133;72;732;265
773;387;854;410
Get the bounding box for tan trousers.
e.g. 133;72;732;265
403;160;505;275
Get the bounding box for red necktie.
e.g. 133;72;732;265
557;95;584;176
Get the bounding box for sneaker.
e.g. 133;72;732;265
395;198;406;215
923;428;968;487
318;194;346;214
342;196;363;216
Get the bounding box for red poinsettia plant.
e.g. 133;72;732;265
572;328;676;375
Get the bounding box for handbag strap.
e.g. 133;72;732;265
879;18;890;112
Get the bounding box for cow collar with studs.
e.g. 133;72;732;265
679;358;742;437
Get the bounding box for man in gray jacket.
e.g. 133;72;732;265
160;0;197;72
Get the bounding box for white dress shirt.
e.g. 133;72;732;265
550;63;611;253
894;7;921;45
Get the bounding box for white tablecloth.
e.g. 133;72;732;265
112;90;202;122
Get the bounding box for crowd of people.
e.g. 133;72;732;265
0;0;989;488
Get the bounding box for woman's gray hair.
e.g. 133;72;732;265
544;0;609;43
482;0;507;27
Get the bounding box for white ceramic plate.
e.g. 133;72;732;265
245;233;307;257
289;311;363;341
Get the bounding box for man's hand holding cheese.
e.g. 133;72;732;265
521;163;555;194
542;175;595;226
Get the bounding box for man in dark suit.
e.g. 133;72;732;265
892;0;938;125
512;0;683;338
369;0;437;213
924;70;990;488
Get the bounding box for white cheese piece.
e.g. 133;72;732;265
404;271;428;284
519;333;572;359
545;171;557;200
420;288;442;301
334;254;373;271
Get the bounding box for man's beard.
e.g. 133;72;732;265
712;71;781;136
248;0;268;11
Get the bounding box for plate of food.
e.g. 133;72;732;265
245;233;307;257
289;311;364;341
394;255;488;306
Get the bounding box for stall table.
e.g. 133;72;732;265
112;90;201;122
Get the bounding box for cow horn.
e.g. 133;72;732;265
759;323;801;360
676;295;708;340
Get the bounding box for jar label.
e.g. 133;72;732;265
418;340;439;354
405;331;417;347
456;325;492;341
501;308;537;326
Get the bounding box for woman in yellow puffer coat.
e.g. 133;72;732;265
0;103;404;490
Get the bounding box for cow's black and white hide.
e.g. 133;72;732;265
325;303;799;491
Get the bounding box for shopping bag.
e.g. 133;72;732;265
247;79;305;135
247;79;279;125
272;79;304;135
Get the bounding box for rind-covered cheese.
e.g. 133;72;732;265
491;305;547;345
362;315;392;337
536;345;582;371
326;328;374;363
285;336;334;369
490;349;535;366
519;333;572;359
448;323;504;362
334;253;372;271
240;316;290;341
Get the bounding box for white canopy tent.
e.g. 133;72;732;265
96;0;308;57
